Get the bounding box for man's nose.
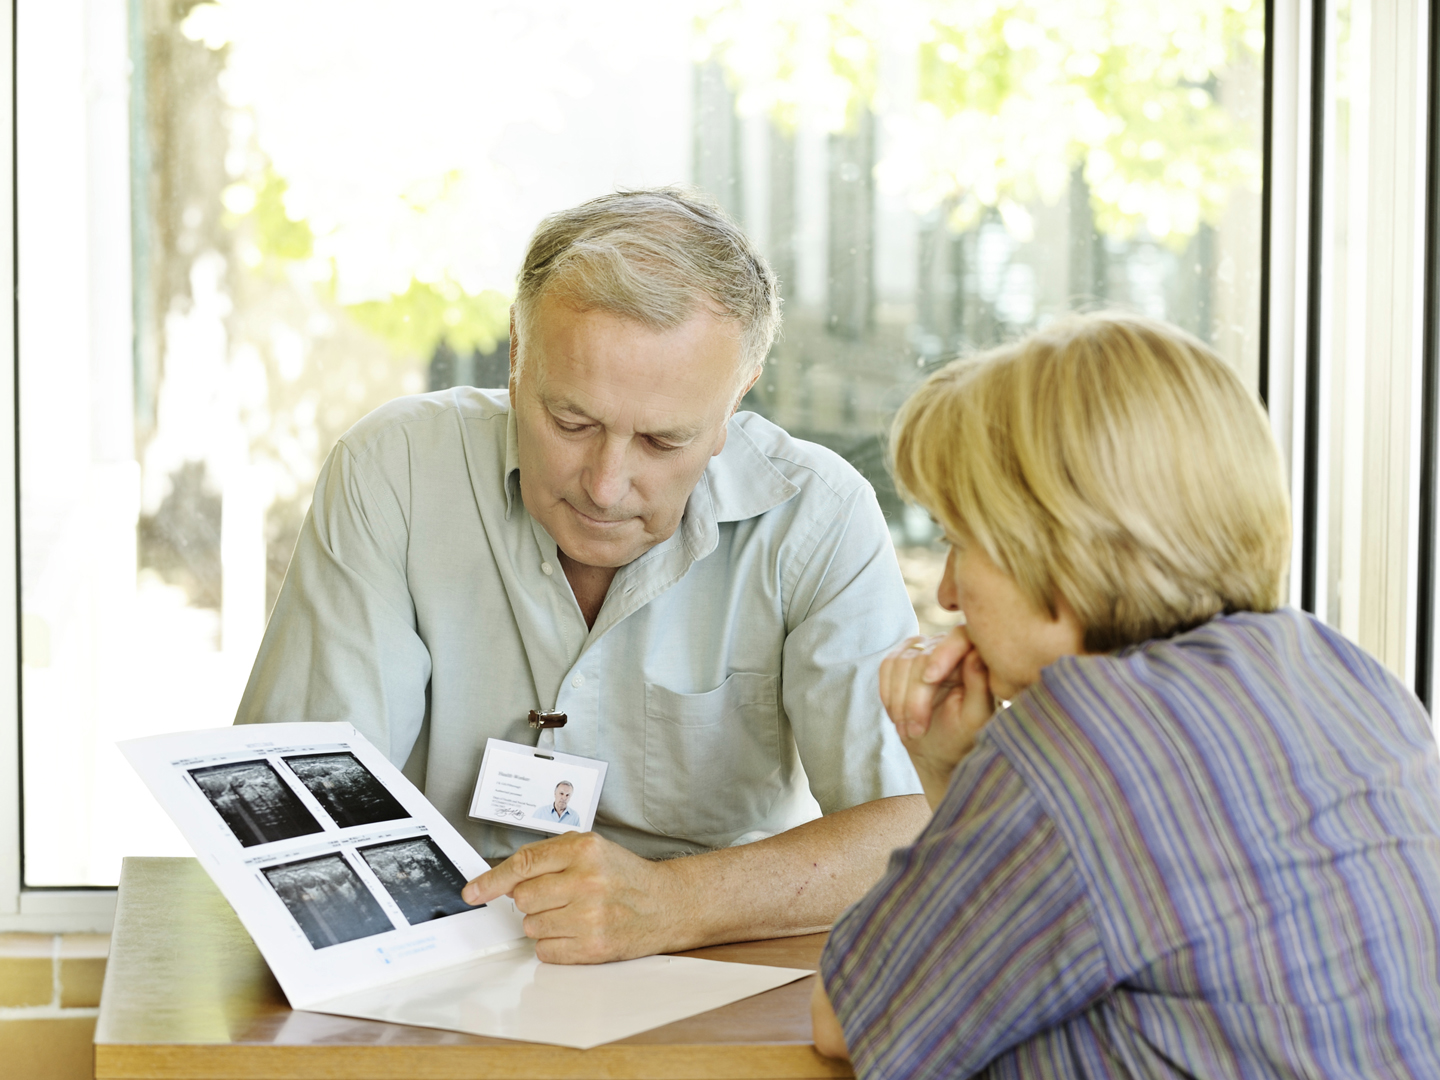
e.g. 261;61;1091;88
584;435;630;509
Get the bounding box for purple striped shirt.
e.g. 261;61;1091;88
820;609;1440;1078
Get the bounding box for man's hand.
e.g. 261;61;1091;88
461;831;686;964
879;626;994;807
461;795;928;965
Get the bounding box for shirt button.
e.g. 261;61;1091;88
572;674;585;688
540;561;553;576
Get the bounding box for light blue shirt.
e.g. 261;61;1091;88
533;804;580;826
236;388;922;861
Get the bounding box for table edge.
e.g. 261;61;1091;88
94;1039;856;1079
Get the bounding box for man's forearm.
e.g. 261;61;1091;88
657;794;931;951
462;792;931;963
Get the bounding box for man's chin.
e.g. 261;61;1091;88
555;530;649;570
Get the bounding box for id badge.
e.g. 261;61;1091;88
467;738;608;836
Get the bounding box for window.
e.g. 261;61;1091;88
1292;0;1432;685
6;0;1274;910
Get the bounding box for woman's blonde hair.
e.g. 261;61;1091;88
890;312;1290;652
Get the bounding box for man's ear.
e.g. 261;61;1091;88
732;364;763;415
507;306;520;399
713;365;762;458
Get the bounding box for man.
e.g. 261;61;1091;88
237;187;927;964
533;781;579;825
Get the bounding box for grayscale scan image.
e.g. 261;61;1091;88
262;853;395;949
189;760;323;847
283;752;409;828
359;836;474;924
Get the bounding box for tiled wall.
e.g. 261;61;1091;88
0;933;108;1080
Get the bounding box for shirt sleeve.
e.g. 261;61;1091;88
780;482;923;811
233;438;432;768
820;737;1111;1080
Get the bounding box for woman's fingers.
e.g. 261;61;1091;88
922;625;973;684
880;630;975;741
878;626;996;794
957;647;994;734
880;636;929;732
880;636;925;684
907;647;994;769
903;661;945;737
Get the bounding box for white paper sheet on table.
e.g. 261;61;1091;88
120;722;809;1047
319;939;808;1049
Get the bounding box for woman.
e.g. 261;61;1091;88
812;314;1440;1078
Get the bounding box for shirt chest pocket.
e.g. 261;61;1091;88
642;672;783;848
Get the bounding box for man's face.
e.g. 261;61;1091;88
553;784;573;812
510;293;756;571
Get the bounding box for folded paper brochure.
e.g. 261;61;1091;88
120;722;810;1048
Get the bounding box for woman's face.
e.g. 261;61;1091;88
937;536;1084;701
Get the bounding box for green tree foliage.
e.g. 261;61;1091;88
342;170;511;361
251;167;314;261
346;278;510;362
224;165;509;362
700;0;1263;243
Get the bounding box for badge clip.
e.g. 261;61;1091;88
527;709;568;730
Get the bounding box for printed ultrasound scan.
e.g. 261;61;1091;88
262;853;396;949
189;760;324;847
283;752;410;829
359;835;474;924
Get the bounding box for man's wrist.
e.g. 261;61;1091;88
643;853;713;953
645;843;802;953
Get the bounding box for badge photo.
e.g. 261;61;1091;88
468;739;608;835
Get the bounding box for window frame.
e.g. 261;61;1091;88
1264;0;1308;537
1415;0;1440;711
3;0;1422;930
1289;0;1434;684
0;0;114;931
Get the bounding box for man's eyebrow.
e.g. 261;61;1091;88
643;421;704;443
543;394;598;421
543;394;703;443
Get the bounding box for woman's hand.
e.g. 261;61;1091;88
810;975;849;1060
880;626;995;808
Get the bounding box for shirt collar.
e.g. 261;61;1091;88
504;404;522;520
704;415;800;523
503;407;799;548
678;416;799;561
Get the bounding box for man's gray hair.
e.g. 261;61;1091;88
514;187;781;377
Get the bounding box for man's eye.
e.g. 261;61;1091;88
553;418;589;434
646;437;682;453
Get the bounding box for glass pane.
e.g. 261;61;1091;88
1309;0;1383;651
19;0;1265;885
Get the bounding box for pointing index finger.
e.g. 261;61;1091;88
462;838;572;906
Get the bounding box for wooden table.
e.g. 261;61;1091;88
94;858;852;1079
